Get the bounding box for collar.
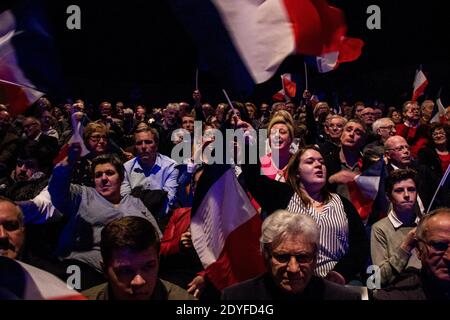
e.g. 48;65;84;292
387;209;420;229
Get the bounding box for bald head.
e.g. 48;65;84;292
384;135;411;168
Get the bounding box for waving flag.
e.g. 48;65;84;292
349;158;389;222
412;69;428;102
315;37;364;73
430;97;446;124
273;73;297;101
190;165;265;290
0;257;86;300
0;1;63;114
168;0;361;96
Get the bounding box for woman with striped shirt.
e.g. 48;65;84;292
241;135;369;284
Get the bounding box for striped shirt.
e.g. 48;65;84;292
287;192;349;277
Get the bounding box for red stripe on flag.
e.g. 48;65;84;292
412;80;428;102
347;181;373;220
283;0;346;56
204;214;265;290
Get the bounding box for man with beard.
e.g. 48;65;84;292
121;127;179;219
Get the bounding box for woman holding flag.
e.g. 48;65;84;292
238;119;369;285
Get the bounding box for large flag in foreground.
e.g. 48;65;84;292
348;158;389;222
168;0;363;96
412;69;428;102
0;1;62;114
191;165;265;290
0;257;86;300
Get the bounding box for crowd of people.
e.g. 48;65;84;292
0;90;449;300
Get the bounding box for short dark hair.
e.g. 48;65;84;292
385;168;418;197
134;127;159;145
100;216;160;266
91;154;124;182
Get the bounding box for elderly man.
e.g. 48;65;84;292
222;210;360;300
363;117;397;158
395;101;428;157
373;208;450;299
82;216;194;300
121;127;179;218
0;197;25;259
384;135;442;213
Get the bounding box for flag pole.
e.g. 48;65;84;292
426;164;450;213
195;68;199;91
304;62;308;91
222;89;238;118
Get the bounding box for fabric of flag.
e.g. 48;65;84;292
0;1;62;114
0;257;86;300
190;164;266;290
281;73;297;98
430;97;447;124
168;0;359;96
273;89;287;102
315;37;364;73
0;10;44;114
349;158;388;221
412;69;428;101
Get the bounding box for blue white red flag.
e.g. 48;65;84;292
191;165;265;290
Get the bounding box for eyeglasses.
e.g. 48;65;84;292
271;252;315;264
432;131;446;138
379;125;395;131
89;135;107;142
420;239;450;255
387;145;410;152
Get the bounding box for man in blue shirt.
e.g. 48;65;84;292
121;127;179;218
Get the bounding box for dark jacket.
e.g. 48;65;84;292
222;273;361;300
82;278;195;300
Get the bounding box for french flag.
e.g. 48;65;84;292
412;69;428;102
0;257;86;300
190;165;266;290
273;73;296;101
348;158;389;222
168;0;361;96
0;1;62;115
314;36;364;73
430;97;446;124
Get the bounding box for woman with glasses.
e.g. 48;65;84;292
238;118;368;284
71;123;110;187
418;123;450;179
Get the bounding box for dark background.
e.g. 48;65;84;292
8;0;450;108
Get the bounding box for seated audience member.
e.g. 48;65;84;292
0;110;20;178
82;216;194;300
48;144;161;290
373;208;450;300
384;135;447;212
121;127;179;219
418;123;450;179
371;169;422;287
222;210;361;300
363;117;397;158
0;197;25;260
395;101;428;158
